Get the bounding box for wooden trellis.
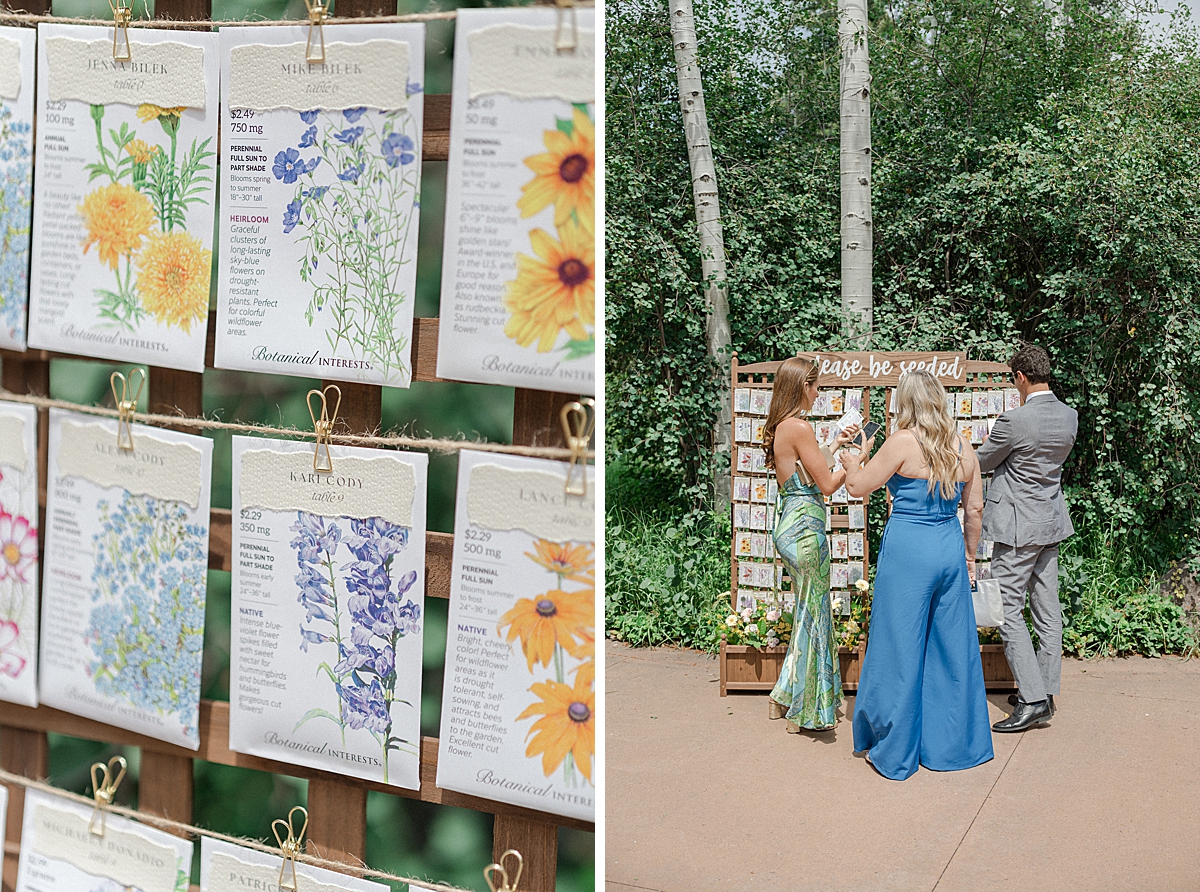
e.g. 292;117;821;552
0;1;593;890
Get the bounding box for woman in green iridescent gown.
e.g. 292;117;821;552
764;357;858;731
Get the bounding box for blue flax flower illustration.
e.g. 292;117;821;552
300;109;319;124
299;125;317;148
303;185;329;201
305;157;321;174
273;148;303;183
381;133;414;168
406;81;423;95
335;126;364;146
283;199;302;234
343;106;367;122
338;162;366;183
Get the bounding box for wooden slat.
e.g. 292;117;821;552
138;750;196;835
306;780;367;866
513;389;579;448
1;726;49;892
493;814;558;892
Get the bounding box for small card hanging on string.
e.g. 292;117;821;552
559;397;595;496
88;755;127;836
484;850;523;892
306;385;341;473
305;0;329;64
272;805;309;891
109;0;132;61
110;368;145;452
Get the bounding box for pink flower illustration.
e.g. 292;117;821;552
0;509;37;583
0;620;25;677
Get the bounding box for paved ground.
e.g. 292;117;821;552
605;641;1200;892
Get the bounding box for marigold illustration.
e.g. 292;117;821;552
79;183;155;270
135;231;212;332
527;540;594;584
0;509;36;584
124;139;160;165
498;587;592;671
516;676;595;783
503;221;594;352
136;104;186;124
517;108;594;228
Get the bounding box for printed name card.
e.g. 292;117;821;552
0;28;35;351
27;24;219;372
0;401;40;707
201;838;387;892
39;409;214;749
15;789;193;892
229;436;428;789
437;7;597;394
214;24;425;388
437;450;596;822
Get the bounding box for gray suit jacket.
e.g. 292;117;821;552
975;392;1077;547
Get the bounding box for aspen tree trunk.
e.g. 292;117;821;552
839;0;873;342
669;0;733;500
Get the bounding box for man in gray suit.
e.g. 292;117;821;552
975;345;1077;732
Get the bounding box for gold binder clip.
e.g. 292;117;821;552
304;0;329;65
110;368;145;452
306;385;341;473
109;0;132;62
559;397;595;496
272;806;308;891
484;850;524;892
555;0;578;52
88;755;127;836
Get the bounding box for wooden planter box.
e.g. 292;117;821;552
719;640;1016;696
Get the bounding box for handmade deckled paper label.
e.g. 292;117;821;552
228;40;410;111
467;462;594;542
239;449;415;526
31;804;179;892
0;36;20;99
437;450;595;823
58;420;203;508
468;25;595;102
39;408;213;749
200;838;387;892
0;412;26;469
45;37;207;108
15;789;193;892
214;24;424;389
228;436;428;789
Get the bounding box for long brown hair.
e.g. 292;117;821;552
762;356;818;471
894;370;961;499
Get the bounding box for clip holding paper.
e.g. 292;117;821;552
110;368;145;452
306;385;342;473
484;849;524;892
272;805;309;891
559;397;595;497
555;0;579;51
304;0;329;64
88;755;128;836
109;0;132;61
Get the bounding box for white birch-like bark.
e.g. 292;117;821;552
669;0;732;497
839;0;873;341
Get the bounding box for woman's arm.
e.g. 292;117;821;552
779;418;847;496
842;431;905;498
960;437;983;579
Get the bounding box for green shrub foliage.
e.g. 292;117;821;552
606;0;1200;558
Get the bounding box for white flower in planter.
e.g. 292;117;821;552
766;635;779;647
740;607;754;622
855;578;870;592
831;597;843;613
745;623;759;635
765;608;780;622
726;614;739;627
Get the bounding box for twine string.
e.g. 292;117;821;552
0;390;596;460
0;768;473;892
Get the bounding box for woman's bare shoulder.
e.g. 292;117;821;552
776;416;813;436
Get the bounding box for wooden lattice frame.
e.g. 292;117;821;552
0;3;593;890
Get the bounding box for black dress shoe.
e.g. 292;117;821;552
992;699;1052;732
1007;693;1055;714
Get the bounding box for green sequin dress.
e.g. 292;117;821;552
769;471;843;729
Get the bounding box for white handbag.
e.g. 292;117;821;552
972;578;1004;628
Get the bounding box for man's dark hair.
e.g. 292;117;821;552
1010;344;1052;384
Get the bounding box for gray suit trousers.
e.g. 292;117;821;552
991;542;1062;703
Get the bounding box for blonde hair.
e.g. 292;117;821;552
894;370;961;499
762;356;818;471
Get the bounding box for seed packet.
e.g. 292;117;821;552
735;388;752;413
0;401;39;707
830;534;848;560
732;476;751;502
735;418;752;442
848;532;864;558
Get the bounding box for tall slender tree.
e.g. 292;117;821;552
669;0;732;497
840;0;873;341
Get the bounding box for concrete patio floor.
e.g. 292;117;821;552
605;641;1200;892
